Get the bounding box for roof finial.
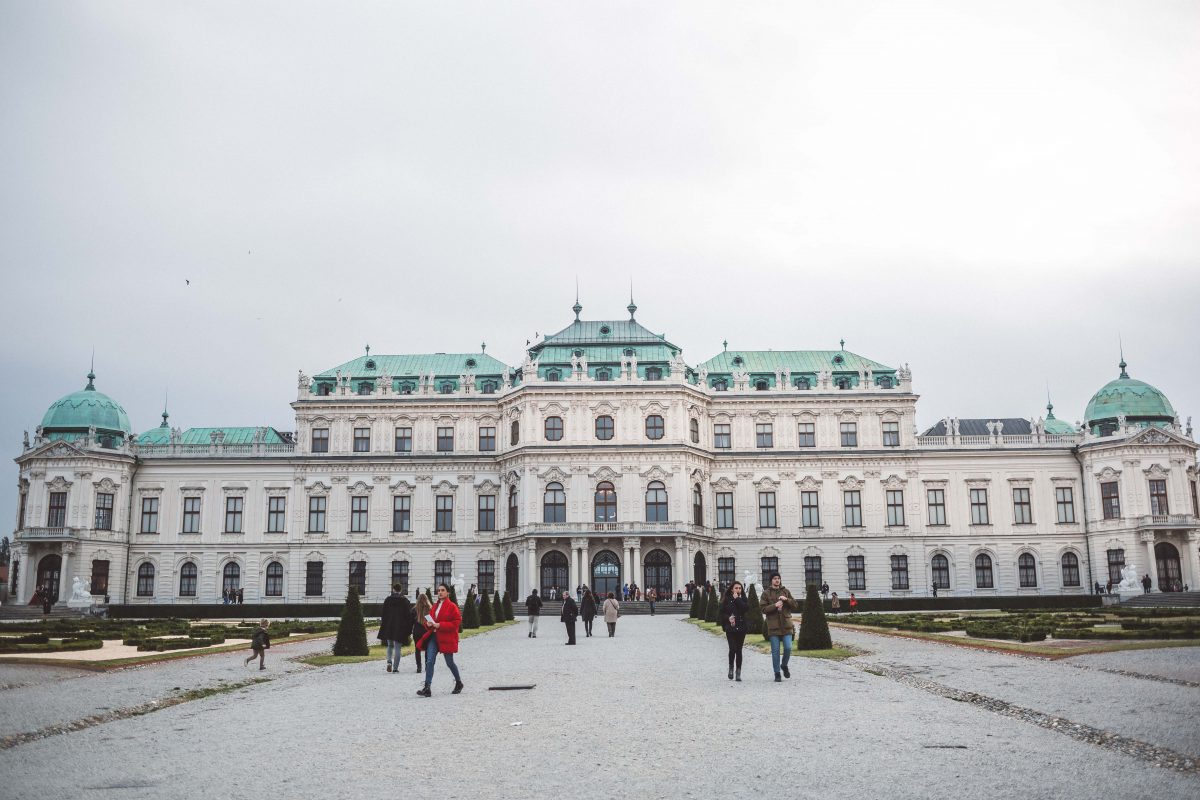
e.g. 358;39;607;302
365;343;370;358
839;338;845;351
1045;385;1055;419
572;277;582;321
722;339;728;351
161;390;170;428
480;341;487;353
86;349;96;391
1118;335;1128;378
627;279;637;320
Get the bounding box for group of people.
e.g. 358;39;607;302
374;582;465;697
222;588;244;604
525;588;621;643
816;582;858;613
30;584;55;615
719;572;798;682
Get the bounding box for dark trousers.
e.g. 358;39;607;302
606;622;616;637
415;645;424;671
564;620;576;644
725;630;745;669
583;618;594;636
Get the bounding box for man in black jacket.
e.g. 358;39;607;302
561;592;579;645
378;583;413;673
525;589;543;638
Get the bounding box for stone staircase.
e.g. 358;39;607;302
1117;591;1200;608
0;603;92;622
515;600;692;617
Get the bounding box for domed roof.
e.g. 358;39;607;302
1084;360;1175;426
1043;401;1076;435
40;372;132;436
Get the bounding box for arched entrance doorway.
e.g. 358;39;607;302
505;553;520;598
540;551;569;599
36;554;62;603
643;549;672;600
591;550;621;598
1155;542;1183;592
693;552;707;586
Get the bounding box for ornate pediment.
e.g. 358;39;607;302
640;465;672;481
307;480;331;496
93;476;119;492
539;401;569;416
759;546;781;558
839;475;862;490
391;479;414;494
1129;427;1177;446
390;549;413;562
348;480;373;494
1143;463;1170;478
46;475;73;491
538;466;570;484
475;479;499;494
590;466;621;482
711;476;737;491
432;479;458;494
880;474;907;488
797;475;822;490
1094;466;1121;480
753;475;778;490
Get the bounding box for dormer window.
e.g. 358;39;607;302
624;348;635;357
835;376;852;390
481;380;497;394
465;358;477;368
546;370;561;382
599;325;611;336
399;382;414;395
754;379;769;391
794;376;811;390
357;382;372;395
573;349;584;357
732;356;744;367
878;376;894;389
595;369;611;381
364;359;376;370
832;354;845;365
712;379;728;391
318;383;332;396
438;382;454;394
645;367;662;381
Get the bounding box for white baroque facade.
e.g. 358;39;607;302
11;307;1200;605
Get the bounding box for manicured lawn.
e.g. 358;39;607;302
298;620;517;667
684;618;860;660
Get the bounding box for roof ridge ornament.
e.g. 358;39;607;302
573;278;582;321
86;349;95;391
1118;335;1128;378
627;279;636;320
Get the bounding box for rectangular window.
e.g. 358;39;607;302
890;555;910;590
886;490;905;527
478;495;496;531
761;556;779;580
434;560;453;588
47;492;67;528
1192;481;1198;518
224;496;244;533
718;557;736;587
1055;487;1076;523
141;497;159;533
840;422;857;448
801;491;820;528
182;497;201;533
305;562;324;596
758;492;777;528
1149;479;1169;515
94;493;114;530
394;427;412;453
1012;488;1032;525
437;427;454;452
479;426;496;452
435;495;454;531
267;497;287;533
392;495;411;532
882;421;900;447
1106;549;1125;585
715;492;734;529
713;423;731;449
927;489;947;526
804;556;822;588
392;560;410;594
969;488;990;525
353;427;370;453
308;496;327;532
847;555;865;591
755;423;774;448
90;559;110;596
843;490;862;527
797;422;816;448
1100;482;1120;520
311;428;329;453
508;489;518;529
18;492;26;529
350;496;369;533
348;560;366;594
478;560;496;596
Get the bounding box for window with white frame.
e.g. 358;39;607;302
847;555;865;590
350;496;369;532
927;489;946;525
267;497;287;532
224;497;244;533
886;490;905;526
801;491;820;528
308;496;327;532
758;492;777;528
393;495;411;532
843;490;862;527
882;420;900;447
969;488;990;525
1012;487;1033;524
890;555;909;590
141;497;160;534
1055;487;1075;523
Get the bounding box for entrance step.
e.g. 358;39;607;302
0;604;89;622
1117;591;1200;608
515;600;693;616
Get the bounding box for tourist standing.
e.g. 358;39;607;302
830;592;840;614
412;593;432;673
849;592;858;613
1141;574;1152;594
647;587;657;616
416;584;464;697
40;585;53;617
759;572;797;682
622;583;630;601
820;581;829;600
931;584;938;598
603;592;620;637
243;619;270;670
580;590;597;637
720;581;749;681
525;589;543;638
237;587;244;604
561;591;579;645
378;583;413;674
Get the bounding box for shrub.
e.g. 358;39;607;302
449;585;459;605
745;584;763;635
493;591;504;624
462;591;481;629
797;585;833;650
480;591;496;626
332;588;370;656
689;589;703;619
503;591;514;621
704;588;719;623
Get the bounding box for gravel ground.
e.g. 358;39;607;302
0;618;1195;800
831;627;1200;757
1066;646;1200;684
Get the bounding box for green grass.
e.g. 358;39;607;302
298;620;517;667
683;618;860;660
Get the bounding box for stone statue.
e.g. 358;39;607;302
297;370;310;389
452;573;466;599
66;576;95;608
1117;564;1139;592
743;569;759;591
23;430;29;449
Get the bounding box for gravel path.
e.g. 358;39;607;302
0;618;1196;799
1066;646;1200;684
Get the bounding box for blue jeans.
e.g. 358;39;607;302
385;640;404;666
424;636;462;687
768;634;792;675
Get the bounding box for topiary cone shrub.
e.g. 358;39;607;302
480;590;496;626
797;584;833;650
462;591;481;629
503;591;514;621
332;587;370;656
704;587;719;622
449;585;459;605
745;584;764;636
493;591;504;624
689;588;703;618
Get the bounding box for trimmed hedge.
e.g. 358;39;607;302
0;637;104;653
137;637;220;652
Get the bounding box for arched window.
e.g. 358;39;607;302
645;415;665;440
1018;553;1037;587
510;420;519;445
438;382;454;394
137;562;155;597
543;482;566;523
1061;552;1080;587
265;561;284;596
974;553;994;589
689;418;699;443
540;551;569;598
692;483;702;525
595;415;614;440
545;370;561;382
795;376;811;390
754;379;769;391
712;379;728;391
507;486;518;529
594;481;617;522
179;561;197;597
645;481;668;522
595;369;611;381
645;367;662;380
835;376;852;390
223;562;241;594
931;554;950;589
544;416;564;441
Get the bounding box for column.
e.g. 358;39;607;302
1187;533;1200;591
633;543;642;589
674;538;684;591
526;541;537;595
568;545;579;594
14;546;30;603
1144;534;1157;591
573;538;590;590
622;537;637;591
58;546;71;603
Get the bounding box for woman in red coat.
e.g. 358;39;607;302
416;584;463;697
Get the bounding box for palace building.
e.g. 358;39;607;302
10;303;1200;606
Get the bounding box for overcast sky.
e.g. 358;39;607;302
2;1;1198;533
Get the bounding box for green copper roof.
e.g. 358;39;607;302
536;319;680;351
697;350;893;374
1084;361;1175;424
137;426;287;445
41;372;132;435
316;353;510;379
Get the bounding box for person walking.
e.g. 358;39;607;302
759;572;797;682
647;587;657;616
40;585;53;617
237;587;244;605
931;583;938;599
622;583;630;601
378;583;413;674
1141;574;1152;594
561;590;579;645
243;619;270;670
849;592;858;613
580;590;597;637
525;589;543;638
416;584;464;697
720;581;749;681
602;592;620;637
830;592;840;614
411;592;433;673
820;581;829;600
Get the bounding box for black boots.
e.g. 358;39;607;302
782;665;791;679
728;666;734;680
452;681;464;694
416;686;431;697
774;673;782;682
735;668;742;682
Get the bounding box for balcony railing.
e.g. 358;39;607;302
1136;514;1198;529
137;442;296;458
522;521;703;536
15;527;81;541
916;433;1079;449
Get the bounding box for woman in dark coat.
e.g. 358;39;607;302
580;591;597;638
720;581;749;681
377;583;413;673
411;593;432;673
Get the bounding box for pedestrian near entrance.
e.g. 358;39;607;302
243;619;271;670
647;587;657;615
525;589;543;638
1142;574;1152;594
820;581;829;600
580;590;597;637
720;581;749;681
603;592;620;637
561;591;579;644
412;593;432;673
760;572;797;682
830;592;840;614
932;583;938;598
849;592;858;613
622;583;630;601
378;583;413;673
416;584;464;697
